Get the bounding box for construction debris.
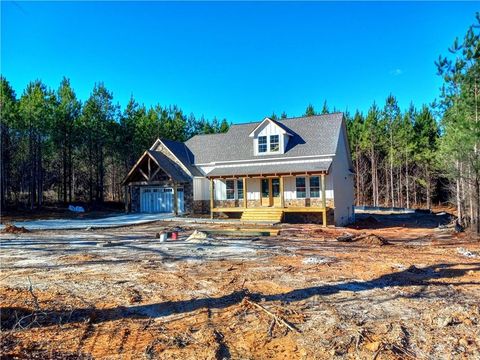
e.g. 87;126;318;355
1;215;479;359
242;298;301;334
457;247;479;258
2;223;30;234
186;229;209;241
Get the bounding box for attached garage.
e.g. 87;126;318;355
122;147;192;214
140;187;184;213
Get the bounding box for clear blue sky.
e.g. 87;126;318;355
1;1;477;123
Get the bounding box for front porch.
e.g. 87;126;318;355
207;174;330;226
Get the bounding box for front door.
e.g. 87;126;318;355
261;178;281;207
261;179;271;206
272;178;281;207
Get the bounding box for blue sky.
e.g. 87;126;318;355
1;1;477;123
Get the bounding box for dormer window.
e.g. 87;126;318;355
249;117;293;156
270;135;279;152
258;136;267;153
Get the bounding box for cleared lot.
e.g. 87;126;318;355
1;213;479;359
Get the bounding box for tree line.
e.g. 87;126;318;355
0;78;229;209
1;14;478;232
300;14;479;233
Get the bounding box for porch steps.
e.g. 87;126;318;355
241;208;284;222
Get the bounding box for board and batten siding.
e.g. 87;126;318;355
193;177;210;200
193;176;334;201
283;175;333;200
253;121;288;155
331;125;355;226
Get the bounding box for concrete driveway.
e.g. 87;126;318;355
0;213;173;231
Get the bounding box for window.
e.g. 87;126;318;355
272;178;280;197
237;179;244;199
310;176;320;198
226;180;235;200
258;136;267;153
261;179;269;197
296;177;306;198
270;135;279;152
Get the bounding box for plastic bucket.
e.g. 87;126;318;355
159;233;168;242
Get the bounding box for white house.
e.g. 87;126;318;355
123;113;355;226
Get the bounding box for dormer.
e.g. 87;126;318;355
249;117;292;156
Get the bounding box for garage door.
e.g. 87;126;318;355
140;187;184;213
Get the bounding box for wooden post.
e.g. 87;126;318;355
210;178;214;219
279;176;284;208
124;186;129;213
148;157;151;180
173;182;178;216
321;174;327;227
243;177;247;209
129;186;133;213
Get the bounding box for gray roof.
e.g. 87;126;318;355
147;150;191;182
206;160;332;177
159;139;203;176
185;113;344;164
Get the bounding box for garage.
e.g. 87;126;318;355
140;187;184;213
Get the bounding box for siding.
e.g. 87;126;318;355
331;124;355;226
199;176;335;202
246;178;260;200
253;120;287;155
284;175;333;200
193;177;210;200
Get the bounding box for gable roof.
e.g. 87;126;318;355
151;138;203;176
147;150;191;182
248;117;293;137
185;112;344;164
122;150;191;185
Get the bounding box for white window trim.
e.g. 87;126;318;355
295;176;307;199
255;134;283;156
236;179;244;200
258;136;268;154
226;179;235;200
269;135;280;152
309;176;321;198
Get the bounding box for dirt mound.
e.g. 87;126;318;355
354;234;391;246
2;223;30;234
336;232;391;246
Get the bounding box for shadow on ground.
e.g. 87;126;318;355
3;261;478;330
351;212;453;230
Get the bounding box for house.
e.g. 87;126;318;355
122;112;355;226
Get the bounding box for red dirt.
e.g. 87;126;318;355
1;215;479;359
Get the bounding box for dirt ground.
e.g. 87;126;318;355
1;212;479;359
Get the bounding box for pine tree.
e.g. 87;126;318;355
304;104;316;117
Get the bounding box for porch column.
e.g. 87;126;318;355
321;174;327;227
124;185;129;213
243;177;247;209
129;186;133;213
279;176;284;208
173;182;178;216
210;178;214;219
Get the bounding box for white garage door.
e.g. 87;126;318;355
140;187;184;213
